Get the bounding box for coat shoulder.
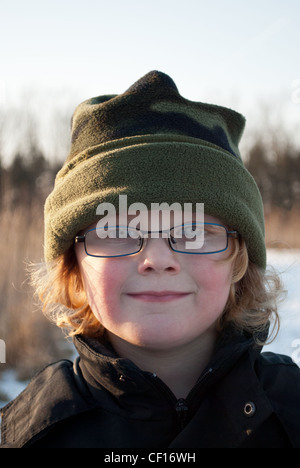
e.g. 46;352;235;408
257;351;300;384
0;359;92;448
257;351;300;447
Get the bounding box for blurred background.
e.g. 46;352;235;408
0;0;299;396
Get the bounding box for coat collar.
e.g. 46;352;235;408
73;328;277;448
3;325;298;448
73;325;263;404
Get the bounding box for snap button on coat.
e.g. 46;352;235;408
244;401;256;417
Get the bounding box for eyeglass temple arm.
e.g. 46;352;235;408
227;230;239;239
74;235;85;244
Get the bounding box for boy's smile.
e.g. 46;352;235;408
125;290;192;303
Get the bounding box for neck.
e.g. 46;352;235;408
107;329;218;399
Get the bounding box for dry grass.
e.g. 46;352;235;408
265;206;300;250
0;203;72;380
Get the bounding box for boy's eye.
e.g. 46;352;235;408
184;225;203;237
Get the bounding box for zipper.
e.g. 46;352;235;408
148;367;214;431
175;398;189;430
174;368;214;430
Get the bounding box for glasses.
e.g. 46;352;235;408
74;223;239;258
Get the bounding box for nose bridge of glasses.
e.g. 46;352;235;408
135;229;173;255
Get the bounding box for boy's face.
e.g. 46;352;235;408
75;213;234;354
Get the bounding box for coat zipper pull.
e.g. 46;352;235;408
175;398;189;430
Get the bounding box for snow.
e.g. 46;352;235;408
0;249;300;409
264;249;300;363
0;370;27;408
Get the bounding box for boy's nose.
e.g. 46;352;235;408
137;238;181;275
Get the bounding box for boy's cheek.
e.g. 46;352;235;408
80;259;127;307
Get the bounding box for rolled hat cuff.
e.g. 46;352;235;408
44;134;266;268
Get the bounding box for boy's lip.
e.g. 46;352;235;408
126;291;192;303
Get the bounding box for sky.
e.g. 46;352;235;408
0;0;299;161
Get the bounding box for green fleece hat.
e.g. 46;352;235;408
44;71;266;268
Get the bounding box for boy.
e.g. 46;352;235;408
1;71;300;448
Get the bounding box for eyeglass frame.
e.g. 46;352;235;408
74;223;240;258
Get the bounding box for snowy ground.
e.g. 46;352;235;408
0;249;300;410
264;249;300;362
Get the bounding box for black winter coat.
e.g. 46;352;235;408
1;328;300;448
